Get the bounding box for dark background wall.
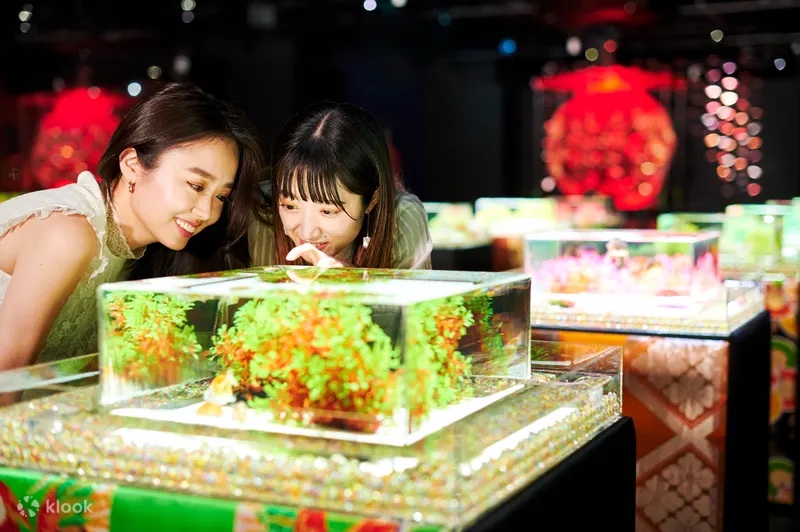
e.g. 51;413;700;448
208;39;800;209
2;0;800;210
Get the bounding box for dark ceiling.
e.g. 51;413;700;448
4;0;799;91
8;0;800;41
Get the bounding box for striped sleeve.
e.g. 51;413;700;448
393;192;433;270
248;219;276;267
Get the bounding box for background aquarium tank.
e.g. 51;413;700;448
422;202;487;248
97;267;532;446
723;203;794;266
657;212;726;233
766;197;800;256
524;229;720;299
553;195;623;229
474;197;564;271
473;197;563;234
523;229;763;334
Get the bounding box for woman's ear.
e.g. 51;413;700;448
365;189;380;214
118;147;141;184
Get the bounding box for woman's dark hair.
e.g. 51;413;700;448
269;101;396;268
96;82;265;279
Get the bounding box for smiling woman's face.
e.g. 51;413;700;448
129;138;239;250
278;179;366;261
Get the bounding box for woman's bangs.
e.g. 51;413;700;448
277;162;345;210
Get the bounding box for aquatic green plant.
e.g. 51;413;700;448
103;292;201;383
212;294;477;432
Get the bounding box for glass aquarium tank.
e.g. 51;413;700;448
553;195;623;229
723;203;795;266
0;339;621;530
765;199;800;261
781;199;800;257
423;202;488;248
0;353;98;405
525;229;720;299
657;212;726;233
97;267;533;446
474;197;562;232
524;229;764;335
474;197;564;270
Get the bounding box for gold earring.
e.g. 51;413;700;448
128;182;135;194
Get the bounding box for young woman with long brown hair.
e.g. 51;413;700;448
0;82;264;373
250;101;431;270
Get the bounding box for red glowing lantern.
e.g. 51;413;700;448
534;65;680;211
26;88;130;189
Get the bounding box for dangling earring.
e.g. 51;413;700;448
362;211;371;249
128;181;135;194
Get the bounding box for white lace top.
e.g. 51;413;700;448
0;171;143;364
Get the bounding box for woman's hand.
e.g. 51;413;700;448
286;243;352;268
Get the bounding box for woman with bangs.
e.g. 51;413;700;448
249;101;431;270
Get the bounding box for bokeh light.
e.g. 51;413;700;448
699;58;763;197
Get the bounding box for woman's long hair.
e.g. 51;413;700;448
94;82;266;279
269;101;396;268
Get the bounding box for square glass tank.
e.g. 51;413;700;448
765;199;800;260
474;197;564;235
657;212;726;233
553;195;623;228
474;197;564;271
524;229;764;335
97;267;532;446
780;198;800;256
423;202;488;247
0;353;98;405
723;204;795;266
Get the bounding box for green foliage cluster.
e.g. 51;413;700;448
103;292;201;381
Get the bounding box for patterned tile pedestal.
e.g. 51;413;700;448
534;310;770;532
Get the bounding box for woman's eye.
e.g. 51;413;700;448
321;209;339;216
280;203;297;210
216;195;230;203
189;182;203;192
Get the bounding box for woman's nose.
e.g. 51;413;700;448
298;227;323;241
297;214;323;241
192;194;213;222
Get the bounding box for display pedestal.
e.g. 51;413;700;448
725;267;798;510
533;310;771;532
468;416;635;531
0;418;634;532
726;310;772;532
